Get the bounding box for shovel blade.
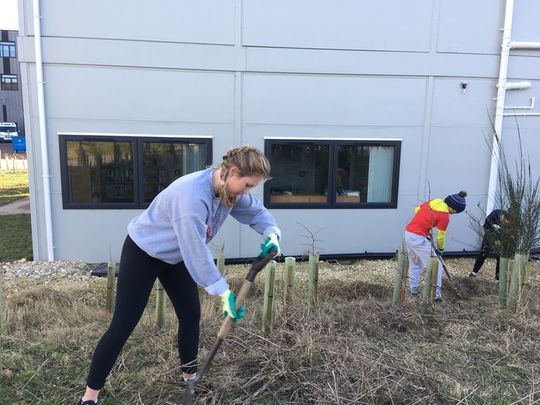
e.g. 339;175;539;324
183;380;196;405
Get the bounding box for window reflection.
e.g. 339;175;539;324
66;140;134;203
269;143;330;204
265;140;399;208
142;142;208;203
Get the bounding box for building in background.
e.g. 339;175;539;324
0;30;24;136
16;0;540;262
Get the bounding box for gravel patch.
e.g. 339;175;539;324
1;258;94;279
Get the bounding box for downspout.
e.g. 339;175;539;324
486;0;514;214
33;0;54;260
509;41;540;49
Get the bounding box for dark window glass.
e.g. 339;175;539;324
66;140;135;203
268;142;330;204
1;74;18;91
265;140;400;209
142;141;209;203
60;135;212;209
0;42;16;58
336;144;395;204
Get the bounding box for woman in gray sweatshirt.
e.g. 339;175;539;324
78;146;281;405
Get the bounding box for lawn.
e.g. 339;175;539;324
0;171;29;207
0;214;33;261
0;170;32;261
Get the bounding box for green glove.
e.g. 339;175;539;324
259;233;281;257
219;289;245;320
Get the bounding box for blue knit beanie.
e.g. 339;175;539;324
444;191;467;213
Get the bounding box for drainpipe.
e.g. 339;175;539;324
509;41;540;49
486;0;514;215
33;0;54;260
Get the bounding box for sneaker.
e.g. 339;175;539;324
78;399;98;405
435;297;443;303
468;272;478;278
183;372;197;382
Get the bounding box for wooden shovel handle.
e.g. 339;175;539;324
217;249;277;339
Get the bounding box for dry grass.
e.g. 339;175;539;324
1;258;540;404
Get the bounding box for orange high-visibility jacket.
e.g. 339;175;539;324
405;199;451;250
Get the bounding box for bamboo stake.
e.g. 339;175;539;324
262;261;276;336
105;261;116;314
422;257;436;306
308;253;320;306
430;259;438;304
498;257;510;307
400;257;409;302
393;251;407;305
155;280;167;328
518;253;529;303
217;252;226;276
507;255;523;310
284;257;296;306
506;259;514;298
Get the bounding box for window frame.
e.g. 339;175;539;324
1;74;18;91
264;138;401;209
0;41;16;58
59;134;212;209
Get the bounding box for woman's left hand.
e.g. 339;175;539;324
260;233;281;257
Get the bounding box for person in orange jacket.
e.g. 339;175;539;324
403;191;467;302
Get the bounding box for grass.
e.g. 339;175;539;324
0;214;33;261
1;258;539;404
0;171;29;207
0;170;32;261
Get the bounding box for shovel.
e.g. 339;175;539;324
432;248;453;281
427;238;463;300
183;248;278;405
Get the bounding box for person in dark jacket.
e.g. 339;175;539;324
469;209;507;280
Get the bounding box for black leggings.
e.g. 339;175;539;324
472;235;500;280
86;235;200;390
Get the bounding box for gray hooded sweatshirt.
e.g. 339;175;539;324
128;168;281;295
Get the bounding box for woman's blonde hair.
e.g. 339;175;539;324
217;145;271;207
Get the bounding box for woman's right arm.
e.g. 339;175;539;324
171;215;229;295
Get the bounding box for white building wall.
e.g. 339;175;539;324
17;0;540;262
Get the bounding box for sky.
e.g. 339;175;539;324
0;0;19;30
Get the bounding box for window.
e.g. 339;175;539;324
1;74;18;91
264;139;401;209
59;135;212;209
0;41;16;58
